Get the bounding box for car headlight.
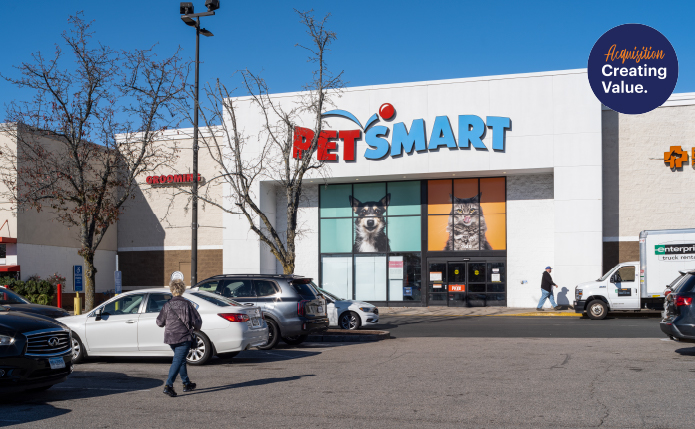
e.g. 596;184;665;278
576;289;583;298
0;335;14;346
359;307;373;313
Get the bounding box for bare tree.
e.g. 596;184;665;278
0;14;186;310
170;9;344;274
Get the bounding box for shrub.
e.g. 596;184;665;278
36;294;50;305
46;273;66;287
24;280;38;295
27;274;42;282
3;277;56;306
37;280;53;295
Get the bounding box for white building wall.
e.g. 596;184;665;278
17;243;116;292
506;174;556;307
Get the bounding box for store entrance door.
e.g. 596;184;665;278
427;258;506;307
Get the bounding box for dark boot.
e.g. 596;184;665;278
183;382;197;392
163;385;177;397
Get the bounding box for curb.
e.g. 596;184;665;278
307;329;391;342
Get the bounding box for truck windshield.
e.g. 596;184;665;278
598;267;617;282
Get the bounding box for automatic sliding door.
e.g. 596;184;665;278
447;262;466;306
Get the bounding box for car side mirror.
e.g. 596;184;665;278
95;307;103;320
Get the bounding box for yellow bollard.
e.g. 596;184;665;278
74;293;82;316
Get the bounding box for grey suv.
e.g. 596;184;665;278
193;275;328;349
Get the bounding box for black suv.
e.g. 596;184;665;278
661;270;695;343
193;275;328;349
0;307;73;394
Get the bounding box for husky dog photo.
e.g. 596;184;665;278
349;194;391;252
444;193;493;251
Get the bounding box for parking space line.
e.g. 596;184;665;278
53;387;152;392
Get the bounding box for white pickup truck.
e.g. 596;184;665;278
574;228;695;320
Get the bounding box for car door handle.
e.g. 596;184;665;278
126;320;136;324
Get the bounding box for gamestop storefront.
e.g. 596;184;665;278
225;69;603;308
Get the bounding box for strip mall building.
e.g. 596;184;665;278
2;69;694;308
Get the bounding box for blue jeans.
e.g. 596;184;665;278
166;341;191;386
537;289;557;309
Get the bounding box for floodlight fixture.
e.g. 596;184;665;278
199;28;214;37
205;0;220;12
180;2;194;15
181;15;196;26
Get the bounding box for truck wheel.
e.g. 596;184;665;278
587;300;608;320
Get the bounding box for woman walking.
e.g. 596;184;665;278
156;278;203;397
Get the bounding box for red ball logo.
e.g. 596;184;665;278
379;103;395;120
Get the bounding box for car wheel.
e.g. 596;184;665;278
339;311;361;330
282;335;308;346
587;300;608;320
256;319;280;350
186;332;212;365
217;351;241;359
71;333;86;364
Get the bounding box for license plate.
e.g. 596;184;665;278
251;317;260;327
318;306;324;314
48;357;65;370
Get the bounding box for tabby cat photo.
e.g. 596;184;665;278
444;194;493;250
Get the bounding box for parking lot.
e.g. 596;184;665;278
2;316;694;428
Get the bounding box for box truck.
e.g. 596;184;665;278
574;229;695;320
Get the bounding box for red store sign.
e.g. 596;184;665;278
146;173;204;185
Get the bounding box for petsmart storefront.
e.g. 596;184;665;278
227;69;603;309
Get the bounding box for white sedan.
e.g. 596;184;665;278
58;289;268;365
315;287;379;330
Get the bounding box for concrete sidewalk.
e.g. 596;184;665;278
378;306;661;317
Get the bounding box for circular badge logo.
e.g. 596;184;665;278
588;24;678;115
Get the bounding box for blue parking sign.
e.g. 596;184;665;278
74;265;83;292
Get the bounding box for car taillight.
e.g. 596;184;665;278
674;296;693;307
218;313;250;322
665;290;672;296
298;300;309;316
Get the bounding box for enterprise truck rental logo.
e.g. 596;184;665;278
292;103;511;162
655;243;695;261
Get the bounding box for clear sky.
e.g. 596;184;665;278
1;0;693;125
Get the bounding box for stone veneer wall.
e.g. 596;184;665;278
119;249;222;288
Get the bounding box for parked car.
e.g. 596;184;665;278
58;289;268;366
193;275;328;349
661;269;695;343
312;285;379;330
0;306;73;394
0;286;70;319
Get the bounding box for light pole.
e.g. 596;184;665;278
180;0;219;287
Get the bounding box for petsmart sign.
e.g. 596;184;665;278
293;103;511;161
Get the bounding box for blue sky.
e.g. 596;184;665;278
1;0;692;124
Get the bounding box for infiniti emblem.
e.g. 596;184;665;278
48;337;60;347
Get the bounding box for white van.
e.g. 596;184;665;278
574;229;695;320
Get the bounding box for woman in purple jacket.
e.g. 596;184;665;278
156;278;203;397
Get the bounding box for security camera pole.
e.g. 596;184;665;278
180;0;219;287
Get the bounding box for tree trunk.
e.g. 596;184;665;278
282;259;295;275
83;253;97;311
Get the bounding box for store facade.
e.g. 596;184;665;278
224;69;603;308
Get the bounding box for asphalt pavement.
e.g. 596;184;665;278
2;316;693;428
372;315;664;338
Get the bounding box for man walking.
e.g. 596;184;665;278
537;266;561;311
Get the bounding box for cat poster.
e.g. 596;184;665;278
427;178;506;251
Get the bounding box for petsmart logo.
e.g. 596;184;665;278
292;103;511;161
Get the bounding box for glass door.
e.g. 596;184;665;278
427;262;447;305
447;262;467;306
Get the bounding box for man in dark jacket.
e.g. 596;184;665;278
157;279;203;397
537;266;561;311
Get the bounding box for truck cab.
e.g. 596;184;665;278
574;261;639;319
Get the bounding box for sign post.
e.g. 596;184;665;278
114;270;122;295
74;265;83;315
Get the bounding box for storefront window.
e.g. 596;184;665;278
355;254;387;301
389;253;422;302
321;255;353;299
427;177;506;251
319;181;422;302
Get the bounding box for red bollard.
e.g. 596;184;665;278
57;283;62;308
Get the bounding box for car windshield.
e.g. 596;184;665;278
598;266;618;281
190;292;240;307
0;288;29;305
316;285;344;301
